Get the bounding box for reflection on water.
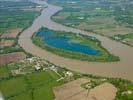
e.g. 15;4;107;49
36;31;99;55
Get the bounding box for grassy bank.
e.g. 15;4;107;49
32;27;119;62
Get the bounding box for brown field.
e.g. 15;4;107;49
0;40;15;47
88;83;117;100
0;28;22;38
22;8;43;12
0;52;26;65
95;26;133;37
126;39;133;46
53;78;117;100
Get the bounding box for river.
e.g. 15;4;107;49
18;0;133;81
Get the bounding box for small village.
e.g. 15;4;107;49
10;56;74;81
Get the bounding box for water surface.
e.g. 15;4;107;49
36;31;99;55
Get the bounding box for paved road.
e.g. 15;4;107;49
18;0;133;81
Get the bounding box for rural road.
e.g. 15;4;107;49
18;0;133;81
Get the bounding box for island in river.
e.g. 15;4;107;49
32;27;119;62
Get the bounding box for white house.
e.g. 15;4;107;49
65;71;73;77
34;65;41;71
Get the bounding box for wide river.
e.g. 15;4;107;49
18;0;133;81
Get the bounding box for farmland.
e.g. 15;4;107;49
0;57;68;100
0;52;26;65
0;57;133;100
0;1;41;34
49;0;133;44
0;0;44;64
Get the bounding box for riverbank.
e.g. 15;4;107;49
18;0;133;81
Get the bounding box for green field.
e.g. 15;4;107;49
0;70;64;100
0;67;10;79
32;27;119;62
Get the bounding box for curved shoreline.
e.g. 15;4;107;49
18;0;133;81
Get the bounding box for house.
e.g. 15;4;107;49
34;65;41;71
65;71;73;77
114;36;121;40
43;67;49;71
50;65;57;72
27;57;34;63
11;69;21;76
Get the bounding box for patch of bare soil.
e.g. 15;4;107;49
54;78;89;100
0;28;22;38
88;82;117;100
0;40;15;47
22;8;43;12
54;79;117;100
0;52;26;65
95;26;133;37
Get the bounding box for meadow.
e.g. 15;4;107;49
0;69;64;100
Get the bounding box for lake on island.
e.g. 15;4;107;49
36;31;99;55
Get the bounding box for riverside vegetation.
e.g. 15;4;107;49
32;27;119;62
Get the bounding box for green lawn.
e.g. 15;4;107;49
0;67;10;79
